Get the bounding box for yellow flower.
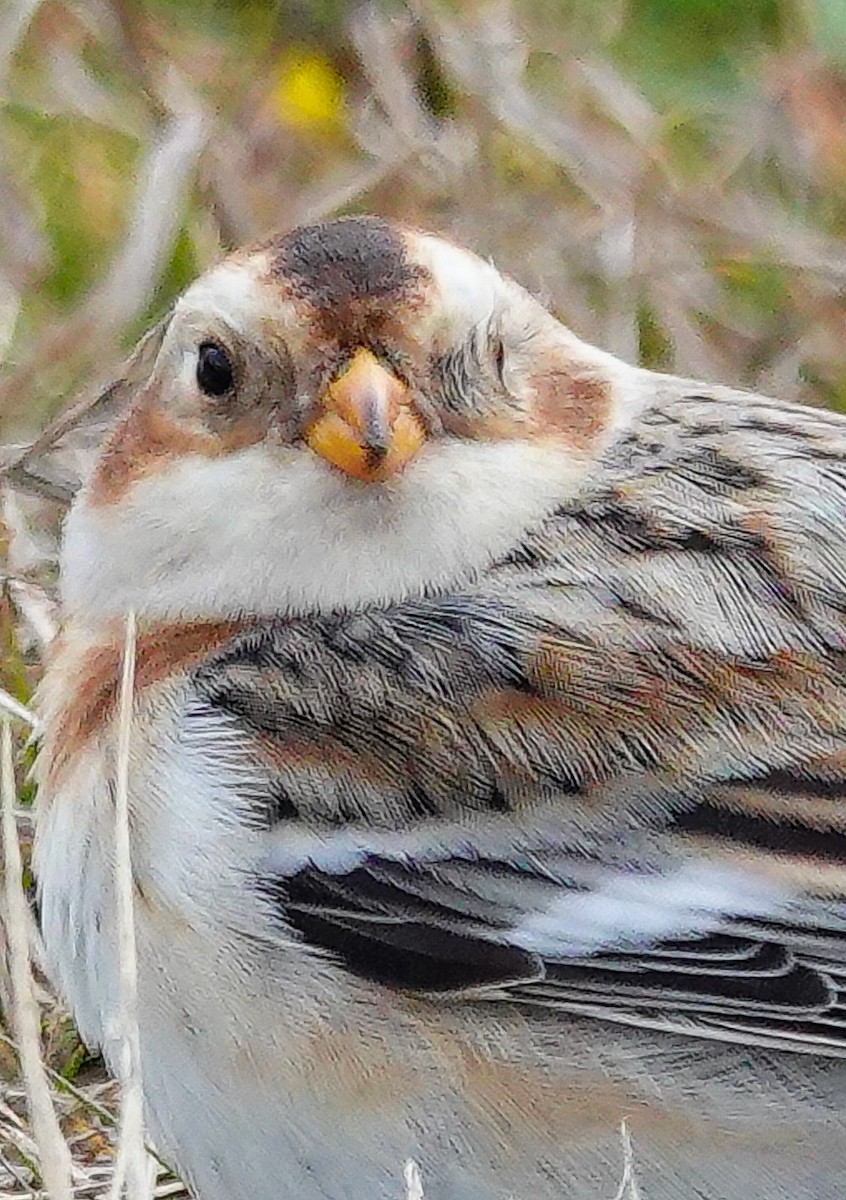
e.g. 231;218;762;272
271;51;344;131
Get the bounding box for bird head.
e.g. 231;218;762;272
61;216;637;623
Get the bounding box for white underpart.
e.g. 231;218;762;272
62;438;593;621
35;695;267;1054
34;744;119;1052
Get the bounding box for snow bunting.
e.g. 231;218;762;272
34;216;846;1200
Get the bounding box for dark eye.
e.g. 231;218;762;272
196;342;234;396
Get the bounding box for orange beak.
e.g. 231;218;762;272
305;349;426;482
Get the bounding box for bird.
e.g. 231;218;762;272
32;214;846;1200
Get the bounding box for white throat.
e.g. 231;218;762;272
61;439;585;623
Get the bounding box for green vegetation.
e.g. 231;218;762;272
3;0;846;438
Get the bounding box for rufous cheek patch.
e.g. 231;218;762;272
529;353;614;448
87;399;269;508
437;356;615;447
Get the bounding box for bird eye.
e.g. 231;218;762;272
196;342;234;397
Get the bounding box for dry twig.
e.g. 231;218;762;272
1;719;74;1200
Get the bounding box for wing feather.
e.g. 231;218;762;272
189;386;846;1053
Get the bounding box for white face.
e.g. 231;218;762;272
59;221;638;625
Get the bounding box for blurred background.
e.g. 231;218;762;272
5;1;846;1192
4;0;846;453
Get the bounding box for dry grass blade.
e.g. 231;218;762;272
6;579;58;654
612;1121;642;1200
85;81;207;335
0;688;37;730
1;718;74;1200
107;610;154;1200
0;1147;32;1194
403;1159;424;1200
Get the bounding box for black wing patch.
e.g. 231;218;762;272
265;864;542;991
261;854;846;1054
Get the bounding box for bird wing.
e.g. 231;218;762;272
186;385;846;1054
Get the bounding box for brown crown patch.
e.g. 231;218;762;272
269;216;431;348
